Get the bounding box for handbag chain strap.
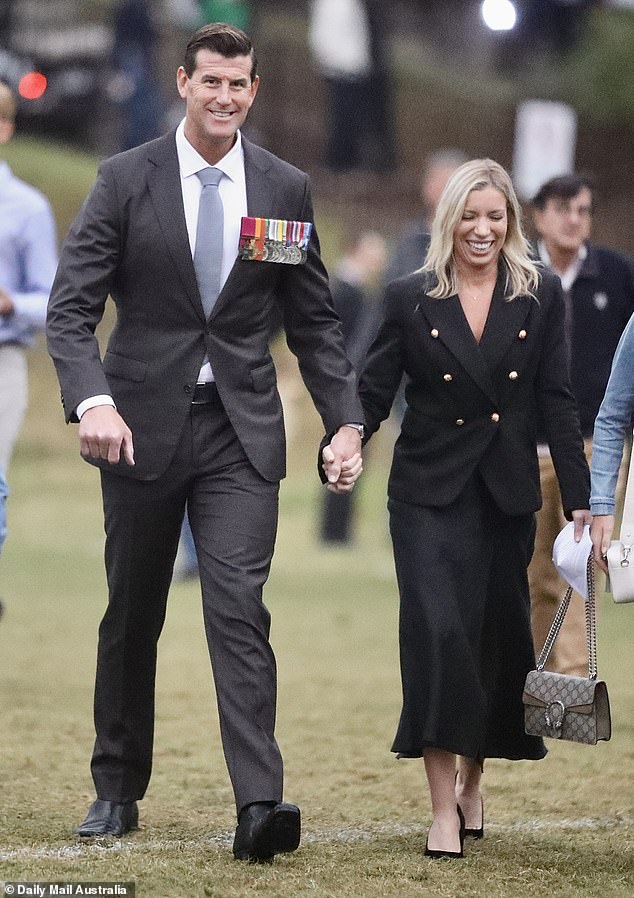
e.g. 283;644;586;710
535;553;598;679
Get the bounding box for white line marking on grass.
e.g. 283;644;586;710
1;816;631;861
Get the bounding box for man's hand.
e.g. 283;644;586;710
321;426;363;494
590;514;614;574
79;405;135;466
0;288;14;316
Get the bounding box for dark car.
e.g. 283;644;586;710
0;0;114;149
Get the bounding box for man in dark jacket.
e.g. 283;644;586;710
47;22;363;859
529;173;634;674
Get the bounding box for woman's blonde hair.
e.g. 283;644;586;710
422;158;540;300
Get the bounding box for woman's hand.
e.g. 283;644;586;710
590;514;615;574
571;508;592;542
322;446;363;493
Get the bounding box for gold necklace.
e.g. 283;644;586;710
460;280;494;302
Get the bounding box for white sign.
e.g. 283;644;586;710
513;100;577;201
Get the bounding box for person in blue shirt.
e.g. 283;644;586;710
590;312;634;570
0;468;6;551
0;468;7;619
0;80;58;476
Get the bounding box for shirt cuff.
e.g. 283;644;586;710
76;395;116;420
589;502;615;516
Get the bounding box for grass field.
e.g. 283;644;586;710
0;137;633;897
0;337;633;898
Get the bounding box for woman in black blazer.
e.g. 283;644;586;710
357;159;590;858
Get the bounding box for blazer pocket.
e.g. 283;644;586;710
250;360;276;392
103;351;148;382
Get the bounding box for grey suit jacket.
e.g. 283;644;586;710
47;132;363;482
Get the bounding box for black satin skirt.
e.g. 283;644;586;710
388;473;547;762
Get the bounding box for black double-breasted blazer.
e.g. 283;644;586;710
359;266;589;516
47;131;363;482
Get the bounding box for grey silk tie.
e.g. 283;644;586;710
194;167;224;318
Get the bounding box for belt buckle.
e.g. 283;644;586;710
191;382;216;405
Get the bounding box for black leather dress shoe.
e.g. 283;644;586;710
75;799;139;837
232;801;301;862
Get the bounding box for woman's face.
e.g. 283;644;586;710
453;186;508;273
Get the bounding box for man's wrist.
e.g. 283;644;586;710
76;395;116;420
341;423;364;439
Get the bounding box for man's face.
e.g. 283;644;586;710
533;186;593;256
422;163;460;215
177;49;259;163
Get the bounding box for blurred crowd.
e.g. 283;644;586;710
0;1;623;155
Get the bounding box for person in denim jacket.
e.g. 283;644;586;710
590;313;634;571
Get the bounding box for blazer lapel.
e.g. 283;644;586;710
418;269;535;402
417;289;499;406
478;276;534;371
146;132;204;320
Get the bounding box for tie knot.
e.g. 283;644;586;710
197;167;223;188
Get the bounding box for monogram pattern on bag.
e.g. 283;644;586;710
523;671;603;744
524;554;611;744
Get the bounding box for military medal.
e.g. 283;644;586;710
239;217;312;264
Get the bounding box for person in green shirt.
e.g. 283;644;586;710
198;0;251;31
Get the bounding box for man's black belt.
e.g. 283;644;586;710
191;382;219;405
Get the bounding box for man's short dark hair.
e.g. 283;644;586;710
532;174;594;211
184;22;258;82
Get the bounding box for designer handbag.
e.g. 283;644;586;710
606;444;634;603
523;554;611;744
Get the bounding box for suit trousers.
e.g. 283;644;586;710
0;344;28;473
93;390;282;813
529;442;591;676
529;439;628;675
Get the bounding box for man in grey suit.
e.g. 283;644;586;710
47;22;363;861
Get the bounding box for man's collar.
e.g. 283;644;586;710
538;239;588;292
175;119;243;181
538;239;588;271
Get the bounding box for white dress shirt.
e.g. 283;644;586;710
176;118;248;382
77;122;247;418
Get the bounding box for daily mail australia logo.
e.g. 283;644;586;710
4;885;134;897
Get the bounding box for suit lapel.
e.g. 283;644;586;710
206;137;279;318
243;137;277;216
145;135;290;321
146;132;203;319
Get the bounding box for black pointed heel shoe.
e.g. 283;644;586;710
424;805;465;859
460;796;484;839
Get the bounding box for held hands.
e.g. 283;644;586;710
321;426;363;494
590;514;614;574
79;405;135;466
